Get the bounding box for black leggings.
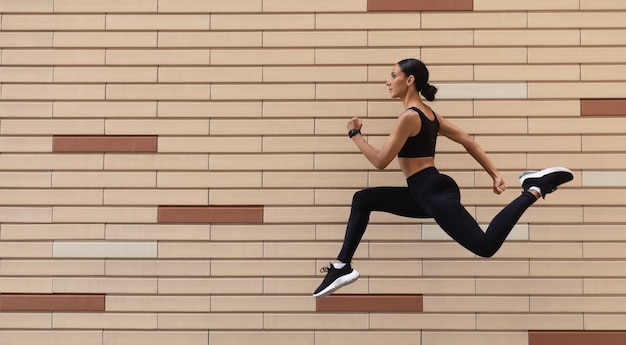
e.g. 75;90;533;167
337;167;537;262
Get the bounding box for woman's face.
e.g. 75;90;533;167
386;64;412;99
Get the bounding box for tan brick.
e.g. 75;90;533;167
158;278;262;295
158;137;261;153
211;49;314;65
104;189;208;205
106;296;211;312
315;48;420;64
529;12;626;28
1;119;103;135
104;153;208;170
474;100;580;117
262;0;366;12
584;315;626;330
0;242;52;258
54;67;156;83
52;206;157;223
54;101;157;118
157;313;262;330
369;277;476;294
0;189;102;205
316;13;421;29
0;313;52;329
582;64;626;81
316;83;391;100
423;48;527;64
531;261;626;277
423;260;529;277
53;277;157;294
209;331;313;345
105;119;209;135
105;259;210;276
531;296;626;313
0;224;104;240
0;0;53;12
370;65;474;82
0;136;52;152
0;172;51;188
106;84;210;101
54;0;156;12
316;332;420;345
263;66;367;82
423;12;527;29
1;49;105;65
263;31;367;47
0;259;103;276
423;331;527;345
159;67;262;83
316;223;420;241
0;67;52;83
0;331;101;345
211;224;315;241
106;14;211;30
264;242;362;260
477;314;583;330
0;207;52;223
158;101;262;118
529;153;626;170
158;242;263;259
263;101;367;118
212;296;314;312
210;119;312;135
106;49;210;65
0;101;52;118
209;189;313;205
2;14;104;30
104;332;208;345
476;278;583;295
264;206;350;223
54;313;157;329
475;65;580;81
531;224;626;242
474;0;579;10
157;171;261;188
52;171;155;188
370;313;475;330
0;32;51;47
54;32;156;48
209;154;313;171
211;84;315;100
370;242;473;259
0;277;53;293
424;296;529;312
263;172;368;188
159;32;262;48
369;30;473;47
158;0;262;12
2;85;105;101
212;14;314;30
105;224;210;240
265;313;369;330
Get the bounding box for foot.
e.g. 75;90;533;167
312;263;360;298
519;167;574;199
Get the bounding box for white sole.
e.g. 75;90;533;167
313;269;360;298
519;167;573;184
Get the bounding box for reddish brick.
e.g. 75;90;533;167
0;294;105;311
581;99;626;116
53;136;157;152
529;331;626;345
316;294;423;312
368;0;473;12
158;206;263;224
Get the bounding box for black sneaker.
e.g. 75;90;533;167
519;167;574;199
312;263;360;298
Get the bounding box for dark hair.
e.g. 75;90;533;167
397;58;438;101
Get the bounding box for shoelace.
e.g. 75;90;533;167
320;266;331;273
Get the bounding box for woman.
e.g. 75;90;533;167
313;58;573;298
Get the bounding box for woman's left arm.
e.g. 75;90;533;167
438;115;507;194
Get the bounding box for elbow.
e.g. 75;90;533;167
372;158;391;170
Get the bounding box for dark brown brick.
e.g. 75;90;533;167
158;206;263;224
53;136;157;152
0;294;105;311
368;0;473;12
316;294;423;312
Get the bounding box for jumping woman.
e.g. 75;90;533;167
313;58;573;298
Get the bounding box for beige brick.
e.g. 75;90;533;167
2;14;104;30
317;332;419;345
474;100;580;117
474;0;579;10
158;0;262;13
209;154;313;171
211;84;315;100
316;83;393;100
53;171;156;188
424;48;527;64
105;224;210;241
495;242;582;259
52;206;157;223
531;224;626;242
423;331;527;345
584;314;626;330
212;224;315;241
368;100;472;118
314;188;362;205
54;32;156;48
159;32;262;48
2;85;105;101
104;332;208;345
106;119;209;135
157;171;261;188
0;101;52;118
265;242;362;260
531;296;626;313
530;47;626;64
0;136;52;152
477;314;583;330
159;137;261;153
315;48;420;65
157;313;263;330
159;66;262;83
0;189;102;205
0;259;103;276
53;277;157;294
262;0;366;12
53;241;157;258
1;49;105;65
105;259;210;276
263;171;367;189
369;30;473;47
0;313;52;329
424;296;529;313
582;64;626;81
265;313;369;330
531;261;626;277
529;12;626;28
212;259;312;278
370;313;475;330
106;296;211;312
158;278;262;295
0;242;51;258
475;135;581;152
583;171;626;186
106;14;211;30
263;31;367;47
54;101;157;118
54;67;156;83
0;331;101;345
211;49;314;65
209;189;313;205
0;206;52;223
370;277;476;294
263;101;367;118
584;278;626;294
582;29;626;45
584;243;626;259
529;153;626;170
54;312;157;329
0;277;53;293
0;172;52;195
478;206;582;224
0;224;104;240
0;0;53;12
212;296;314;312
1;119;103;135
158;101;262;118
106;84;210;101
104;189;208;205
264;206;350;223
316;13;421;29
210;119;312;135
370;65;474;83
212;14;314;30
54;0;156;12
264;277;334;295
104;154;208;170
263;66;367;82
316;223;421;241
106;49;210;65
475;65;580;81
423;12;527;29
474;29;579;46
158;242;263;259
423;223;528;241
0;153;103;170
423;260;529;277
209;331;313;345
370;242;473;259
0;67;53;82
476;278;583;295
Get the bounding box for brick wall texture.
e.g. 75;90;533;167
1;0;626;344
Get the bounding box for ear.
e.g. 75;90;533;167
406;75;415;86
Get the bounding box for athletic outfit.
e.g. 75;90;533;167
313;107;573;298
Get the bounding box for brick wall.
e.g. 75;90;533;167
1;0;626;344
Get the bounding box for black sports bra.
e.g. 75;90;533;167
397;107;439;158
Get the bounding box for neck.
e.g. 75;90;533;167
402;92;424;110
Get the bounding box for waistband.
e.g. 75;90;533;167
406;166;439;184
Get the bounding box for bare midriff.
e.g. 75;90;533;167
399;156;435;178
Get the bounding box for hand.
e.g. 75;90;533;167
347;116;363;131
493;175;507;194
